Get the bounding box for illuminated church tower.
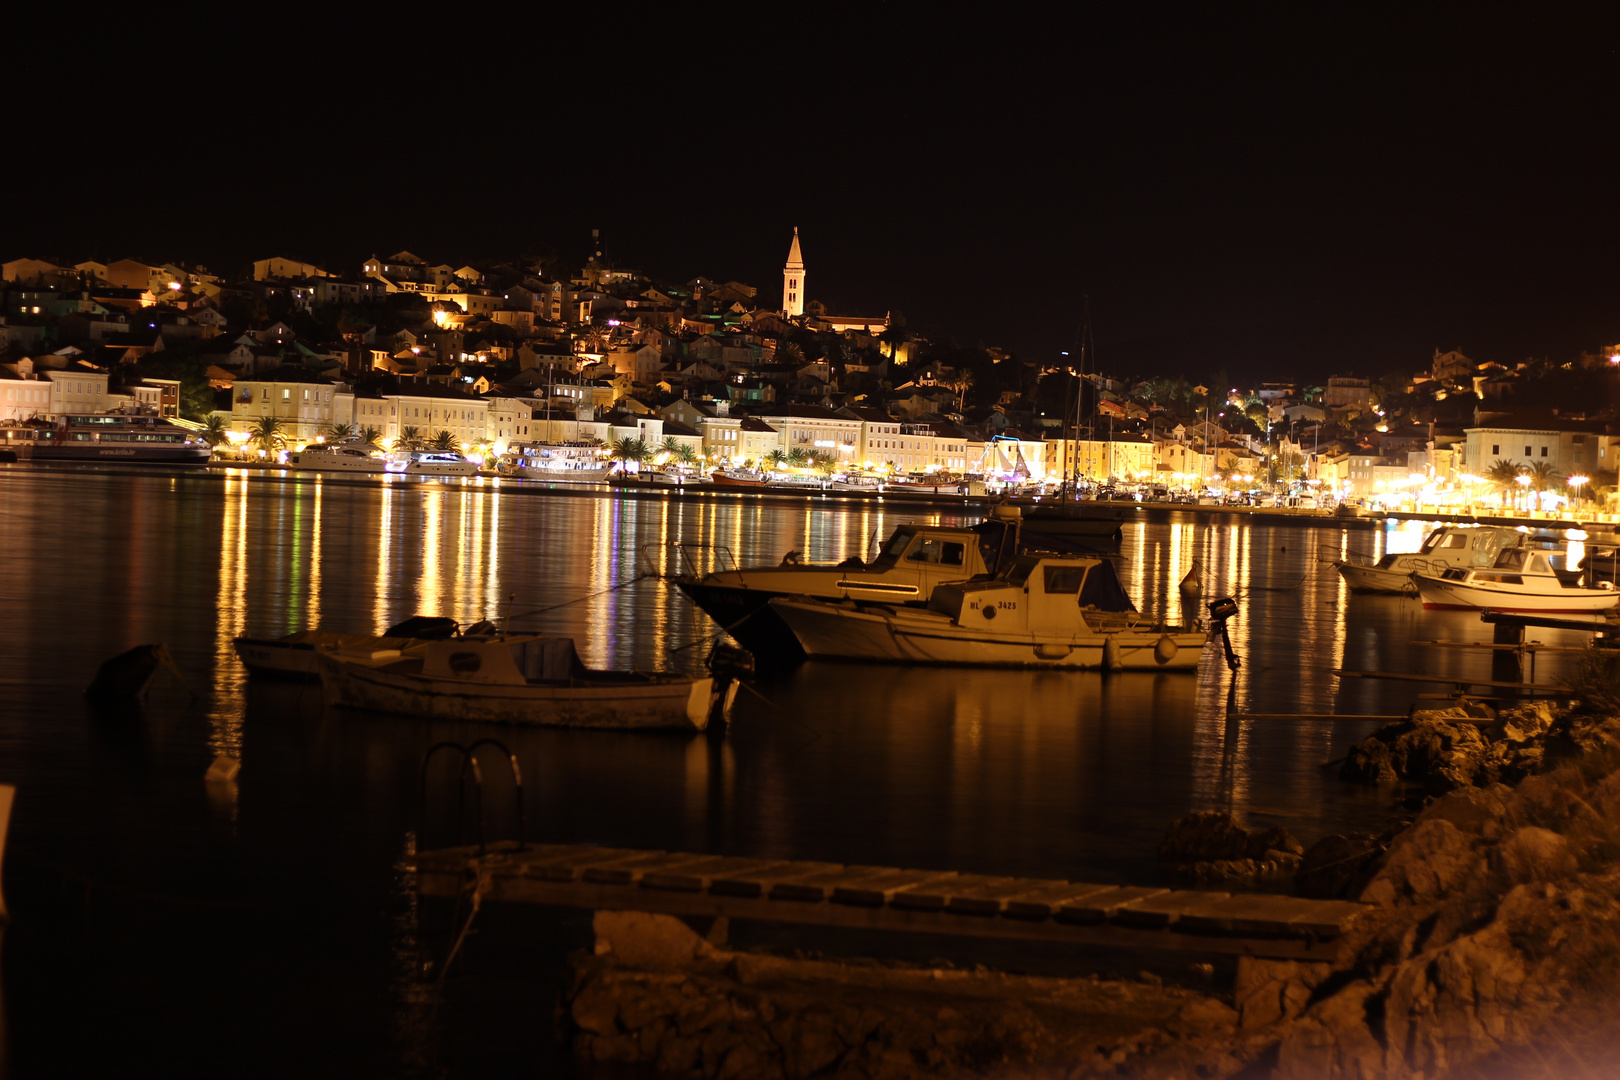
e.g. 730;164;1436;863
782;227;805;318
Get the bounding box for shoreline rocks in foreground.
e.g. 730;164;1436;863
561;691;1620;1078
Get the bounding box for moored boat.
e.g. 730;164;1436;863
502;443;616;483
394;451;477;476
316;634;715;730
1411;545;1620;613
19;414;211;464
1334;525;1519;593
710;470;768;488
289;442;390;473
234;615;463;680
768;552;1213;669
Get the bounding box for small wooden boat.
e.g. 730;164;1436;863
769;553;1212;669
710;470;769;488
234;615;462;680
316;634;715;730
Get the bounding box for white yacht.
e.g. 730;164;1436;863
289;442;389;473
1334;525;1520;593
769;552;1212;669
390;451;477;477
1411;545;1620;613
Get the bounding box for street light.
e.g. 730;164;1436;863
1515;472;1531;513
1569;474;1589;510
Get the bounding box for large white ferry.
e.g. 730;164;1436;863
2;414;211;464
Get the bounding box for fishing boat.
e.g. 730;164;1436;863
288;441;390;473
670;508;1108;658
1411;545;1620;613
710;470;768;488
768;552;1214;669
233;615;463;680
1334;525;1519;593
17;414;211;464
316;634;715;731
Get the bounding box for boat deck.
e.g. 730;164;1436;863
411;842;1369;961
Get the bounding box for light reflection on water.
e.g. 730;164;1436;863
0;468;1606;1071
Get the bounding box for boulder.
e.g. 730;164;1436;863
1232;958;1331;1030
1341;715;1490;794
1360;818;1482;908
593;910;721;969
1157;810;1253;861
1158;811;1304;887
1296;832;1385;899
1493;826;1577;885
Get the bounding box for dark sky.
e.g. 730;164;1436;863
13;8;1620;382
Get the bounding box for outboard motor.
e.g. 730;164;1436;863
1206;597;1241;672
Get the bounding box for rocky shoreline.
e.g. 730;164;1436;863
560;674;1620;1078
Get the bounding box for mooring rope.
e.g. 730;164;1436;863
506;571;658;623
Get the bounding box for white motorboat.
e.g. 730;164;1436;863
316;634;715;730
1334;525;1520;593
1411;545;1620;613
768;552;1212;669
391;451;477;476
233;615;462;680
672;516;1026;657
289;442;390;473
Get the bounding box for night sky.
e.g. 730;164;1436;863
13;8;1620;381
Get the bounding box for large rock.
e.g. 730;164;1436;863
1341;713;1490;794
1360;818;1483;908
1158;811;1304;886
1492;826;1577;885
1232;958;1332;1030
1295;832;1386;899
1271;978;1391;1079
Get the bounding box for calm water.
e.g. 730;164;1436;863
0;466;1595;1076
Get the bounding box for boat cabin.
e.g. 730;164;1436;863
1441;545;1583;588
1375;526;1512;570
928;554;1136;635
418;635;585;685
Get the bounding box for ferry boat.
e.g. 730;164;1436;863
1410;544;1620;613
769;552;1213;669
288;442;389;473
12;414;211;464
1334;525;1520;593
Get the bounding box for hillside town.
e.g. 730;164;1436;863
2;233;1618;512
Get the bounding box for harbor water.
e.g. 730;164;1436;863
0;466;1598;1076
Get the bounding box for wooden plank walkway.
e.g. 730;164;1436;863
411;843;1369;961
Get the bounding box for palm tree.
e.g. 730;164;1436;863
428;430;458;452
200;414;229;448
360;426;383;445
610;437;650;471
1525;461;1563;496
764;448;789;471
809;450;839;476
395;426;425;452
326;422;357;441
248;416;286;455
1484;459;1526;508
940;369;974;413
670;442;698;467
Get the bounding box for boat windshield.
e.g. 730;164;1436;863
1421;530;1471;554
867;529;916;571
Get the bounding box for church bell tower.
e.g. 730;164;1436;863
782;227;805;318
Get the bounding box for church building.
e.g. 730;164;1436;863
782;227;804;318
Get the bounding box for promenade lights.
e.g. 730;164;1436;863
1515;472;1532;512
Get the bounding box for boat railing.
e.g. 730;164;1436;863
639;541;740;580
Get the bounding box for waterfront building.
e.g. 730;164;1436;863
1045;433;1156;483
1462;410;1617;481
229;367;355;446
751;404;862;463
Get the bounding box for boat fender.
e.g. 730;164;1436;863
1154;634;1179;665
1103;636;1122;670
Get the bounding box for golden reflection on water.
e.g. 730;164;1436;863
209;473;250;759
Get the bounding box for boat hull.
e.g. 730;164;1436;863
316;653;714;730
515;465;614;483
1411;575;1620;613
30;444;211;464
1335;562;1417;593
769;598;1207;669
